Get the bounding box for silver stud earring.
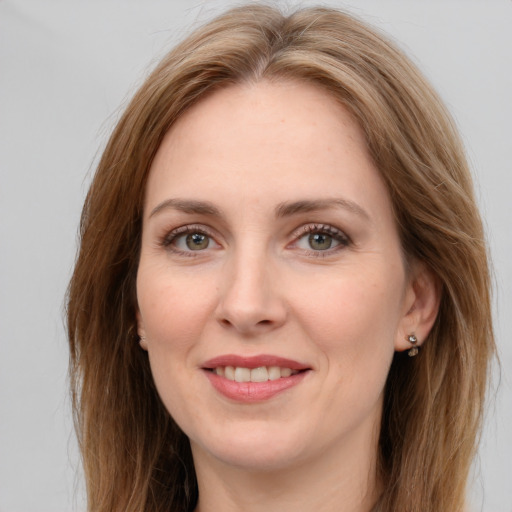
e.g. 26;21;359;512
407;334;419;357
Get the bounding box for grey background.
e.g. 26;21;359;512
0;1;510;510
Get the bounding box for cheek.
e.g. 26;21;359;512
304;274;402;337
136;264;218;423
293;265;405;377
136;263;218;351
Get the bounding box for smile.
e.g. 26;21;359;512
211;366;300;382
202;355;311;402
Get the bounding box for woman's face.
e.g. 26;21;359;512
136;81;418;471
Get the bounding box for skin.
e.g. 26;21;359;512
136;81;439;512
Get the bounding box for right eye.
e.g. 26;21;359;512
162;225;221;256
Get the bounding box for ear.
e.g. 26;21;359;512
395;261;441;352
136;310;148;351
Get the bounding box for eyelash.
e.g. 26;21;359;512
291;223;351;257
160;223;351;257
161;224;217;257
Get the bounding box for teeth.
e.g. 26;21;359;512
225;366;235;380
234;367;250;383
250;366;269;382
268;366;281;381
280;367;292;378
213;366;299;382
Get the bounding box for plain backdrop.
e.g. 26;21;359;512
0;1;511;511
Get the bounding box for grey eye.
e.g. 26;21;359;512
308;233;333;250
185;233;210;250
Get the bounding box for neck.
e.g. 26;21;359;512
192;420;381;512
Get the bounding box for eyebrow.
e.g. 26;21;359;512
275;198;370;220
149;197;370;221
149;199;223;219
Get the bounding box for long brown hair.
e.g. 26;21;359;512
67;5;494;511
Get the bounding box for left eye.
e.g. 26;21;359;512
295;232;339;251
294;226;349;252
174;232;211;251
305;232;337;250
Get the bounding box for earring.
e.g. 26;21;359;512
407;334;419;357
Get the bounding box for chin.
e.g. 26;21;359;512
190;421;310;471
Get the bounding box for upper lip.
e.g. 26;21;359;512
202;354;310;371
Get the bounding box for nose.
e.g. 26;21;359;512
215;249;287;336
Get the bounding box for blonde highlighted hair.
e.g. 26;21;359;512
67;5;494;511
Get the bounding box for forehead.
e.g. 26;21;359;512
145;80;390;221
154;80;368;166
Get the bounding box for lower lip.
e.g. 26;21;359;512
204;370;309;402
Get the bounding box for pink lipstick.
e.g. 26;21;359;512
202;354;310;402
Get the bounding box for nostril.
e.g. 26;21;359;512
218;317;274;331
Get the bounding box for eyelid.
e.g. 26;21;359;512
160;224;221;255
159;222;350;256
289;223;351;253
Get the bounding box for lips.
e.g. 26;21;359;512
202;354;310;402
202;354;309;371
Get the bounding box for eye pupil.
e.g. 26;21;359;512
186;233;209;250
309;233;332;250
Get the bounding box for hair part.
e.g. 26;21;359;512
67;5;494;511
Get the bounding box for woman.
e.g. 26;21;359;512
67;5;495;511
